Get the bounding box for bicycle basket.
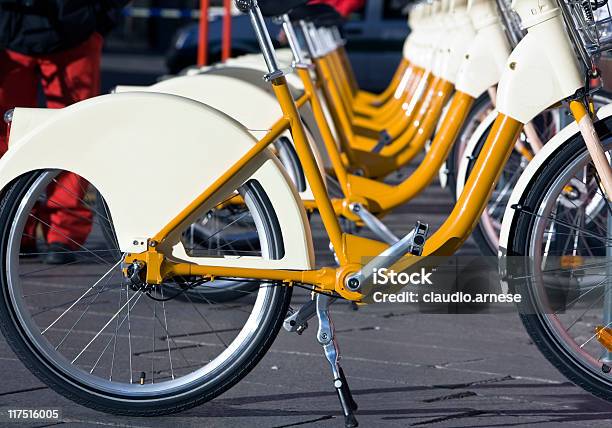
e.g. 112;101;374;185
562;0;612;55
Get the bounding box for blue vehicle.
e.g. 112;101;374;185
165;0;411;91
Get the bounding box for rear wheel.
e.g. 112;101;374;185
0;169;292;415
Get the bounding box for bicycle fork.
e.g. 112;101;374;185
570;100;612;199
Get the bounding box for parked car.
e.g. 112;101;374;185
165;0;411;91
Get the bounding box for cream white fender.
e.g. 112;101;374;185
114;73;325;198
194;65;334;165
498;103;612;258
454;0;509;97
195;60;305;91
439;0;508;188
409;4;443;70
435;1;476;84
446;0;585;189
496;0;583;123
233;48;294;65
3;93;315;270
430;0;457;76
405;16;445;115
403;4;425;63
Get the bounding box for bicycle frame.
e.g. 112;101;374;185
308;26;457;177
291;0;508;214
122;2;525;301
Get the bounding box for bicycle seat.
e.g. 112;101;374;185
288;3;344;28
235;0;307;16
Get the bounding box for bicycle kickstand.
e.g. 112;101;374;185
316;294;359;427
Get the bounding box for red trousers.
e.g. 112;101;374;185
0;33;103;248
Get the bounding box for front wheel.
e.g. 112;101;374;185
505;119;612;402
0;169;292;415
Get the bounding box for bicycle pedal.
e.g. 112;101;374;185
408;221;428;256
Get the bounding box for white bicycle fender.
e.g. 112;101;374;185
2;92;315;270
437;8;476;84
498;103;612;256
454;23;510;98
115;74;325;198
195;62;305;91
496;15;583;123
195;65;332;168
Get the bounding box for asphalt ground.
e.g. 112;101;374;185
0;54;611;428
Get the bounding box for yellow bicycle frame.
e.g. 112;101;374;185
125;74;526;302
313;49;456;178
291;64;470;216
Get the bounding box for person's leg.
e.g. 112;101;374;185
0;49;38;153
39;33;102;109
0;50;41;253
38;33;103;258
41;173;95;251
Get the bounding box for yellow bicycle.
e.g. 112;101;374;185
0;1;611;426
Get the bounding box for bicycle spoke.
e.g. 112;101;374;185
182;292;229;349
160;286;174;381
28;213;111;265
49;178;112;224
71;289;142;364
565;287;607;332
197;211;252;249
126;283;133;383
55;270;119;350
42;259;123;334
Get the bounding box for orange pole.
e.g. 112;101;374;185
197;0;209;66
222;0;232;62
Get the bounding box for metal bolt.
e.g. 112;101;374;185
149;240;157;247
509;61;517;70
603;364;611;373
3;109;13;124
320;333;328;340
133;240;139;245
347;277;360;290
